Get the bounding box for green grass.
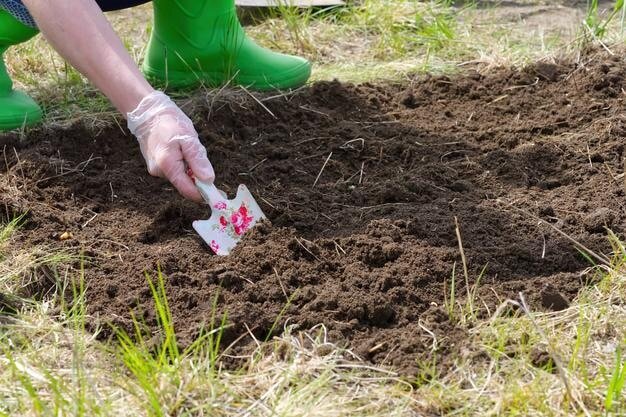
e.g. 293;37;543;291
604;347;626;413
585;0;626;38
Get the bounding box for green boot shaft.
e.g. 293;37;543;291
144;0;311;90
0;10;38;95
0;9;42;130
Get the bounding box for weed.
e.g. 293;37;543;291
604;347;626;413
585;0;625;38
444;261;457;322
0;214;25;247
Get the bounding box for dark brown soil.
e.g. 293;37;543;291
2;51;625;376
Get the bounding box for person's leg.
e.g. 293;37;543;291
96;0;151;12
143;0;311;91
0;7;42;130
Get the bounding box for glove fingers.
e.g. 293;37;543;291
158;149;203;202
180;138;215;183
168;165;204;202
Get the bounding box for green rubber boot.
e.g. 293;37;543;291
0;10;42;131
143;0;311;91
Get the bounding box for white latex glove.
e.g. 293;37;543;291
127;91;215;202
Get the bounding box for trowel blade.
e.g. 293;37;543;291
193;184;266;256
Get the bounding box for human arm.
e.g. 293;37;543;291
21;0;214;200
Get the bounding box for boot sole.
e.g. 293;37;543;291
143;61;312;91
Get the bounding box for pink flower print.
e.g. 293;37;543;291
214;201;227;210
210;240;220;254
230;204;254;235
219;215;228;230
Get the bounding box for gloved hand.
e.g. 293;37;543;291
127;91;214;202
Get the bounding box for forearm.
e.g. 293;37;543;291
22;0;153;115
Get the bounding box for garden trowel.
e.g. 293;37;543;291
190;175;266;256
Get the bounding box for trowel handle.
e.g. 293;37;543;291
195;180;225;206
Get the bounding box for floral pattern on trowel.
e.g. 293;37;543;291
191;180;266;256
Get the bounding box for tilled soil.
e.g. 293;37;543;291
1;51;625;375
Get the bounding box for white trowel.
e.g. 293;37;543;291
189;172;266;256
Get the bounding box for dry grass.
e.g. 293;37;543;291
0;283;418;417
6;0;625;129
0;221;418;417
0;316;419;416
0;221;625;416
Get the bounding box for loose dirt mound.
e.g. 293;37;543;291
2;52;625;375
